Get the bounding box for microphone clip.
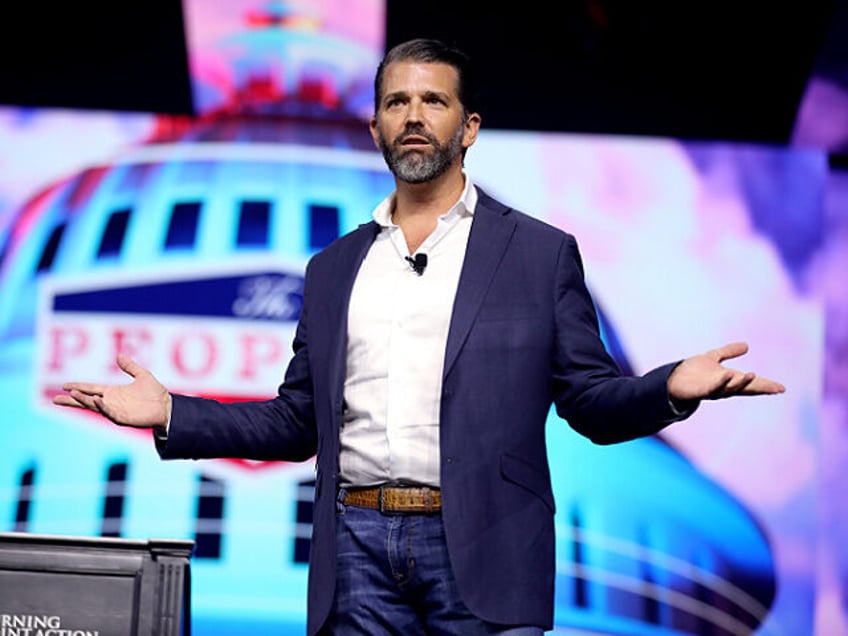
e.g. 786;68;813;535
405;253;428;276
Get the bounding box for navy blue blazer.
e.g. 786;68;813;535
160;188;684;633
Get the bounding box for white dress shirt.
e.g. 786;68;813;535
339;178;478;487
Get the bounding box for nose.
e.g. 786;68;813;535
405;98;424;125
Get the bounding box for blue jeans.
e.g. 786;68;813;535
319;498;545;635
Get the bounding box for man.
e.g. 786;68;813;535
55;39;785;635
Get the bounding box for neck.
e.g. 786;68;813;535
390;167;466;254
392;167;465;225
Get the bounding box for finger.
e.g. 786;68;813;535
61;382;105;397
705;369;736;399
741;376;786;395
53;394;87;409
721;370;757;395
67;389;104;413
92;396;110;417
719;374;786;397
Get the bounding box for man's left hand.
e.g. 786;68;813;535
668;341;785;404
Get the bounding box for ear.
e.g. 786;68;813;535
462;112;481;149
369;116;381;149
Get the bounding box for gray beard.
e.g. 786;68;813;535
378;123;465;184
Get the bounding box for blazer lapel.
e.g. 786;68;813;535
443;190;516;377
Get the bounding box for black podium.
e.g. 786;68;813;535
0;532;194;636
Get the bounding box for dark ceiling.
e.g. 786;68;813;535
387;0;842;144
0;0;841;145
0;1;192;115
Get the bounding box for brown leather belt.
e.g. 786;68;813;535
342;485;441;514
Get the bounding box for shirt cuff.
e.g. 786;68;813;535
152;397;172;440
668;396;699;419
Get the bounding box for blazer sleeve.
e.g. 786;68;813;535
155;279;319;463
550;233;692;444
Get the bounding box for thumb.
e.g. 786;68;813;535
116;354;146;379
710;341;749;363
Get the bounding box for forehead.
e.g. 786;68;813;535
380;61;460;97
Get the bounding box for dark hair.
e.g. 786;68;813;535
373;38;480;116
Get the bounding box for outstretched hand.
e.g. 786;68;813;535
668;342;785;405
53;354;171;429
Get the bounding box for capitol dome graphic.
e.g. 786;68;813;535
0;3;776;634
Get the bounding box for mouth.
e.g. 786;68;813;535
399;134;431;147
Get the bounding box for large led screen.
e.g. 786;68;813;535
1;1;845;634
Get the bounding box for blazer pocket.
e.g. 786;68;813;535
500;453;556;514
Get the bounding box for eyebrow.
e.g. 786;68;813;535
382;89;452;105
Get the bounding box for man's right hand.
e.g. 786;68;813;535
53;354;172;429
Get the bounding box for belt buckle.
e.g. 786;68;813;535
377;485;438;515
378;485;409;515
